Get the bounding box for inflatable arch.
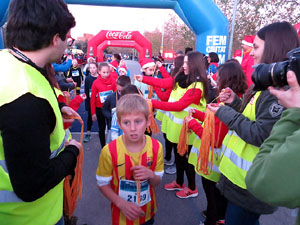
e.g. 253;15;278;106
0;0;229;62
88;30;152;62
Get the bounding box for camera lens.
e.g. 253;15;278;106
252;64;274;90
272;61;289;87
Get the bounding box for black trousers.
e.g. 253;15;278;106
86;109;93;132
202;177;227;225
95;107;106;148
171;143;196;190
163;133;174;161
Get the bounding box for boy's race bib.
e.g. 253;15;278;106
119;179;151;207
99;90;113;103
72;70;80;77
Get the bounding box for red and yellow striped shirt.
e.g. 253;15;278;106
96;135;164;225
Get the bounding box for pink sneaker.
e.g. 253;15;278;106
176;187;198;198
164;180;185;191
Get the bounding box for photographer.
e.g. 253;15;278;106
246;71;300;224
207;21;299;225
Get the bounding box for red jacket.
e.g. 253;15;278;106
90;75;116;115
57;94;84;129
110;70;118;82
188;109;228;148
142;75;173;101
151;85;202;112
241;50;254;88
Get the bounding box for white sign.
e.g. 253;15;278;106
206;35;227;63
106;31;133;40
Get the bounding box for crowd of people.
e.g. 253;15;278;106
1;1;300;225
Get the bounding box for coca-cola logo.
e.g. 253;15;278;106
106;31;133;40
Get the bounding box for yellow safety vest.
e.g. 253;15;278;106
0;50;67;225
188;134;223;182
165;82;206;144
219;91;261;189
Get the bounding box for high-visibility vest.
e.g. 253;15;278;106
219;91;261;189
0;50;67;225
188;135;223;182
108;137;160;225
165;82;206;144
155;85;182;134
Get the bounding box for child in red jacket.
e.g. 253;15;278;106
91;63;116;147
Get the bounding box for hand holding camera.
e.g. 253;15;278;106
269;71;300;108
252;47;300;90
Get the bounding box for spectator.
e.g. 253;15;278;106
0;0;80;224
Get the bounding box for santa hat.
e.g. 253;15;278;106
233;49;242;57
118;65;128;75
109;60;119;70
242;35;255;47
140;58;155;69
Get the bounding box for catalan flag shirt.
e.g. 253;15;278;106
96;135;164;225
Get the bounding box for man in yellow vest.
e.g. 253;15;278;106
0;0;81;225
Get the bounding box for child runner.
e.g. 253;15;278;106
134;58;159;100
109;60;119;81
118;65;129;77
91;62;116;148
102;76;131;143
83;62;98;143
67;59;83;95
96;94;164;225
110;84;141;141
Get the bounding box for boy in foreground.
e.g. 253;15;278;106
96;94;164;225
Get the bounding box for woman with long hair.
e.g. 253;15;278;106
138;51;208;198
208;21;300;225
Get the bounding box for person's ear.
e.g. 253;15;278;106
146;115;151;127
117;119;122;129
52;34;60;47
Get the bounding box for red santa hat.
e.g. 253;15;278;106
109;60;119;70
233;49;242;57
140;58;155;69
118;65;128;75
242;35;255;47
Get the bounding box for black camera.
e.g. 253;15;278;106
252;47;300;90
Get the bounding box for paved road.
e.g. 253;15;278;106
70;60;296;225
72;131;296;225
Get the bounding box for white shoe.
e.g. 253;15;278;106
165;165;176;174
164;159;174;166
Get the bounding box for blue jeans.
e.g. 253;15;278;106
225;201;260;225
55;216;65;225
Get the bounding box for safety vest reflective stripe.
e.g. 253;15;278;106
50;130;70;159
0;190;23;203
222;131;253;172
0;160;7;173
164;106;201;125
222;146;252;171
190;146;221;173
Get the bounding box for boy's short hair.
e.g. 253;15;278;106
117;94;149;121
89;62;98;69
6;0;75;51
120;84;140;97
116;76;131;87
98;62;109;71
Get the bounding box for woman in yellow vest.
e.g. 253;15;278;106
150;51;209;198
0;1;81;225
188;60;248;225
207;22;300;225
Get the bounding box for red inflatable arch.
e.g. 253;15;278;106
87;30;152;62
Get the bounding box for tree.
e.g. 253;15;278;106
213;0;300;55
143;13;195;57
144;28;162;56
